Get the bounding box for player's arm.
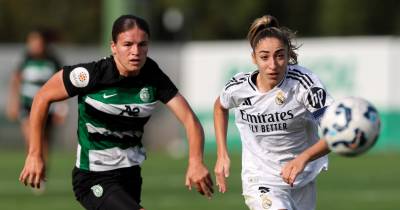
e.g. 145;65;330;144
165;93;214;198
281;73;333;186
19;70;69;188
6;71;22;121
213;97;230;193
281;139;330;187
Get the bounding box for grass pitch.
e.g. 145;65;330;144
0;149;399;210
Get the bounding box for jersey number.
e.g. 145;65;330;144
119;105;140;116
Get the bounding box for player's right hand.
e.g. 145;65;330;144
185;161;214;199
214;155;230;193
19;155;46;189
280;153;308;187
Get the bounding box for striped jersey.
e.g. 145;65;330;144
62;56;178;171
219;65;333;189
18;53;61;111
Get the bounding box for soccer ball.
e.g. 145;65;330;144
321;97;381;157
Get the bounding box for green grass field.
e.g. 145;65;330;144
1;149;399;210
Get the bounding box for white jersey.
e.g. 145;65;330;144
220;65;333;189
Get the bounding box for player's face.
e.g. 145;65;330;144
27;32;46;57
252;37;288;87
111;27;149;76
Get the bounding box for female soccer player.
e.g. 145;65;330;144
6;29;65;191
214;15;333;210
19;15;213;210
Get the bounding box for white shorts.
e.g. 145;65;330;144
243;181;316;210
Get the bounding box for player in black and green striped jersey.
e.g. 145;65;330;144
6;29;65;187
19;15;214;210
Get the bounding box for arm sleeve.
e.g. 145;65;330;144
219;73;245;109
62;62;97;97
219;88;234;109
301;75;334;122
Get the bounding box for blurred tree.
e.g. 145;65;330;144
317;0;400;36
0;0;101;43
0;0;398;43
145;0;399;40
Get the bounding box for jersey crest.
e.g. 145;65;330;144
139;87;151;102
275;90;286;105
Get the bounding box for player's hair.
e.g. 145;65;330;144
26;28;56;56
27;28;53;44
112;14;150;43
247;15;299;65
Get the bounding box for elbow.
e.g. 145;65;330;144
32;89;52;108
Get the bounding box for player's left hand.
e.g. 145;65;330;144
185;161;214;199
280;154;308;187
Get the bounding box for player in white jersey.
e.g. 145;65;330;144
214;15;333;210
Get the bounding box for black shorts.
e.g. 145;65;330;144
72;166;143;210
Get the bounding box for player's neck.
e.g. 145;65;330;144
256;74;277;93
114;57;140;77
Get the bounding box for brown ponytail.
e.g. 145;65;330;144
247;15;299;65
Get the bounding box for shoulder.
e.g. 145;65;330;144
144;57;159;67
20;53;31;62
287;65;333;110
17;53;33;66
286;65;325;90
141;57;163;75
62;56;115;90
223;71;253;93
64;56;113;74
219;71;256;109
141;57;175;83
286;65;315;89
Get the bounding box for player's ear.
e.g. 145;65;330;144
251;51;256;64
110;41;116;55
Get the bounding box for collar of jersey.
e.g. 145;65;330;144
248;68;288;93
